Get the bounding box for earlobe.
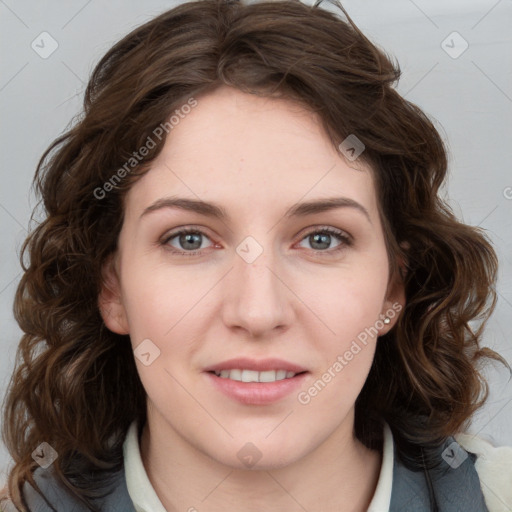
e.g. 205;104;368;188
98;254;130;335
379;295;405;335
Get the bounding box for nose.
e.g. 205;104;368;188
221;242;295;338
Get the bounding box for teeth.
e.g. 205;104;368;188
241;370;259;383
213;369;299;382
276;370;287;380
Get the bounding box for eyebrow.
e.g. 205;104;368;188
140;196;372;224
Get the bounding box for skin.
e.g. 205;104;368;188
99;84;406;512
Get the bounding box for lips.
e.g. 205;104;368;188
204;371;308;405
203;357;308;374
203;358;309;404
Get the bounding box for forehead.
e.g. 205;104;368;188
123;86;379;225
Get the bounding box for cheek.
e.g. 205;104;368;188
118;260;208;382
299;261;388;343
293;256;388;402
298;284;381;415
119;259;197;337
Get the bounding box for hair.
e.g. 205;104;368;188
1;0;509;510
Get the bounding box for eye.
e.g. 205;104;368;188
297;227;352;254
162;228;214;255
161;225;352;257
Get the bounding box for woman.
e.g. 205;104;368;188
1;0;511;510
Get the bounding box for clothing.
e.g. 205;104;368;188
22;420;512;511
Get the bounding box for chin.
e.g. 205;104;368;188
206;441;309;471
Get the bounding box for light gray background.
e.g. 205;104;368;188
1;0;511;486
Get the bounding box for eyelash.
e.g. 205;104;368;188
160;226;352;257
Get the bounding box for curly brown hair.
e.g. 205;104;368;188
1;0;509;510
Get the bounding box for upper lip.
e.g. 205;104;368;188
204;358;308;373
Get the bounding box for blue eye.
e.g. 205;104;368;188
298;227;352;253
161;226;352;257
162;228;213;255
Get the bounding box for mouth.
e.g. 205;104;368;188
208;369;307;383
204;364;309;405
203;357;310;404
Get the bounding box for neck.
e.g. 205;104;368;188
139;408;382;512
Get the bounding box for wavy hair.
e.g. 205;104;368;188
1;0;509;509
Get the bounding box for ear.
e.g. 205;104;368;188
377;242;408;336
98;253;130;335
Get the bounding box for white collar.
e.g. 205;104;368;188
367;421;394;511
123;421;167;512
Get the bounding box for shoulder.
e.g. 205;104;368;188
22;465;136;512
22;466;88;511
455;433;512;512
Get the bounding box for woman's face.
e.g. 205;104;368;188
100;85;404;469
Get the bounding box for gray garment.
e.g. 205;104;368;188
22;436;488;511
22;468;136;512
388;436;489;511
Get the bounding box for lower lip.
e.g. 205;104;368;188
204;371;309;405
